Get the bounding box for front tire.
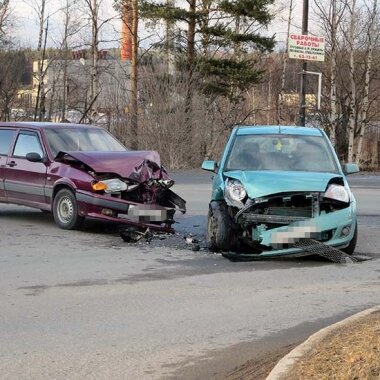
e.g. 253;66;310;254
53;189;84;230
207;201;238;251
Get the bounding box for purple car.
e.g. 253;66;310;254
0;122;186;231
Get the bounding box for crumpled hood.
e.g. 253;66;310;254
224;170;342;198
55;150;170;183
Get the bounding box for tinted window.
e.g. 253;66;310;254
0;129;16;155
13;133;43;157
225;134;338;173
44;127;127;157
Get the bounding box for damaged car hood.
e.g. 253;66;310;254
224;170;342;198
55;151;170;182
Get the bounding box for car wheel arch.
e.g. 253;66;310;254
52;181;77;202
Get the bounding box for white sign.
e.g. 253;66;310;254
288;34;325;62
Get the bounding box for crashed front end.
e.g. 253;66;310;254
56;151;186;232
223;175;356;258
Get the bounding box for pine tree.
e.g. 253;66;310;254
139;0;275;100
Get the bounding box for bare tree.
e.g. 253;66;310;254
356;0;378;163
346;0;357;162
60;0;75;120
138;63;193;167
329;0;339;147
0;51;27;120
314;0;347;147
0;0;10;42
81;0;118;119
23;0;49;120
130;0;138;149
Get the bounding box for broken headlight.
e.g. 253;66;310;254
324;184;349;203
225;179;247;207
92;178;128;194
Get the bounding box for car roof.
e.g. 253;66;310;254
235;125;324;137
0;122;101;130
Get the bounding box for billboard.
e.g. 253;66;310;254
288;34;325;62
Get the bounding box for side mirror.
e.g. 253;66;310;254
201;160;217;172
26;152;44;163
343;163;359;175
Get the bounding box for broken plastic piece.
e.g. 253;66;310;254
120;227;152;243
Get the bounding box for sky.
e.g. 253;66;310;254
11;0;121;48
9;0;306;50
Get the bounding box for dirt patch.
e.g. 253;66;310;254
223;344;297;380
285;311;380;380
222;312;380;380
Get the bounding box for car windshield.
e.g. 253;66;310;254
45;127;127;157
225;134;339;173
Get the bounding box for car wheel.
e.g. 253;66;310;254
53;189;84;230
207;201;238;251
342;221;358;255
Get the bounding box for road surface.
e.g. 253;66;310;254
0;171;379;379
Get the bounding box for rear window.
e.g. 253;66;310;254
0;129;16;155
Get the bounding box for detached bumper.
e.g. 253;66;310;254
252;208;356;258
76;190;186;232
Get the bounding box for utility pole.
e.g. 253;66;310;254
299;0;309;126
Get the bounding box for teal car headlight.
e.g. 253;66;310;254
225;179;247;206
324;184;349;203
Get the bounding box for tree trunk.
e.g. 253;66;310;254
329;0;338;148
184;0;196;162
90;0;99;116
187;0;196;64
165;0;175;73
356;0;377;164
34;0;46;121
347;0;357;163
130;0;139;149
61;0;70;121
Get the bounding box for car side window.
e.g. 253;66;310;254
0;129;16;155
13;132;44;158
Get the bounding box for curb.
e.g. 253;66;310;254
266;305;380;380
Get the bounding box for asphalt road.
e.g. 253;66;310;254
0;171;380;379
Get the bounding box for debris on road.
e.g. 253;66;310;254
119;227;153;243
185;234;199;245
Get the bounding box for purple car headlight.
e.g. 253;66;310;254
92;178;128;194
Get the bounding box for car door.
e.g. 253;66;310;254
0;128;17;201
4;130;48;206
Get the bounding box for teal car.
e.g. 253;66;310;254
201;126;359;258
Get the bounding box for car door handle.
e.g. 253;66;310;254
6;161;17;167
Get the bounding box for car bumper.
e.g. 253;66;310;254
76;190;185;232
250;207;356;258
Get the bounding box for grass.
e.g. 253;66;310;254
286;311;380;380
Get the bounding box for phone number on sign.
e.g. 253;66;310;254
292;53;322;61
